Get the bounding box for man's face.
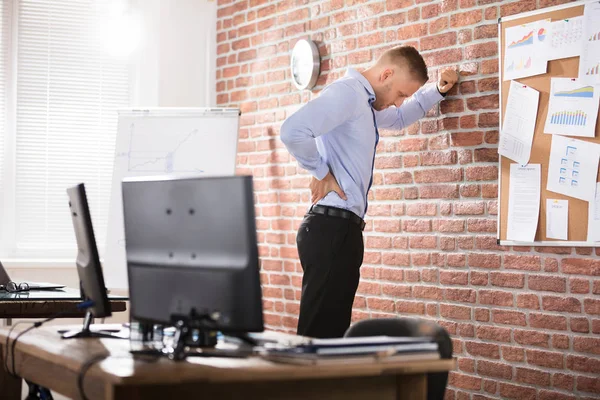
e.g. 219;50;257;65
371;67;423;111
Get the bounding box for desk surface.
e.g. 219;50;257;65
0;288;127;318
0;325;455;400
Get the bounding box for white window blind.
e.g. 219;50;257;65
0;2;10;210
12;0;130;258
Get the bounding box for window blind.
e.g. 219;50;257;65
13;0;130;257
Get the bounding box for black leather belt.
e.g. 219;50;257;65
309;205;366;231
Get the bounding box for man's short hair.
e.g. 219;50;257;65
381;46;429;84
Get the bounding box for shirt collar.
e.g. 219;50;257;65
346;68;376;104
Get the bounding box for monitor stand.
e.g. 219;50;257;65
130;310;253;361
60;310;125;339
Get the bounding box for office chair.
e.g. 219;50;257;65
344;318;452;400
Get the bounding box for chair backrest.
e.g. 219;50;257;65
0;260;11;285
344;317;453;359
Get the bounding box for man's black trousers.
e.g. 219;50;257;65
296;212;364;338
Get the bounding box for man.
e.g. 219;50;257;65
281;46;459;339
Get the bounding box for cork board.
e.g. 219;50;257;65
498;2;600;245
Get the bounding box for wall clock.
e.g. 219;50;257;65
290;39;320;90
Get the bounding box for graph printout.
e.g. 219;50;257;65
504;20;550;81
544;78;600;137
579;2;600;84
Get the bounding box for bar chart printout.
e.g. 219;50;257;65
544;78;599;137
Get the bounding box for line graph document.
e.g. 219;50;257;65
507;164;541;242
544;78;600;137
499;81;540;165
104;108;240;289
504;20;550;81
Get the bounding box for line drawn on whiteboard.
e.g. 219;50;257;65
116;123;206;173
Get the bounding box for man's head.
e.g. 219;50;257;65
363;46;428;111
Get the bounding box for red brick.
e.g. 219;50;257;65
476;325;511;343
561;258;600;275
409;236;437;249
406;203;437;216
420;185;460;199
474;148;499;162
499;383;536;400
478;112;499;127
542;296;581;313
528;275;567;293
553;372;575;391
465;341;500;359
479;290;513;307
573;337;600;356
403;219;432;232
396;300;425;315
450;9;482;27
502;346;525;362
493;310;526;326
515;367;551;386
516;294;540;309
423;48;463;68
467;218;496;233
566;354;600;374
397;23;428;40
438;220;465;233
445;288;476;303
585;298;600;315
470;271;488;286
528;313;567;331
421;32;457;51
500;0;536;17
414;168;463;183
577;375;600;394
421;151;457;165
504;254;542;271
466;166;497;181
440;304;471;320
469;253;501;269
514;329;550;348
570;278;590;294
527;349;564;369
448;372;482;391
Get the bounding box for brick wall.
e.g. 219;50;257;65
215;0;600;398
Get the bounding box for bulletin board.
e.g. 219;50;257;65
498;1;600;246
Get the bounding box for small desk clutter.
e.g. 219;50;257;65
498;0;600;246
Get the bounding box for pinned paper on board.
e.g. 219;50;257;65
588;182;600;242
579;2;600;84
548;16;584;60
546;199;569;240
544;78;600;138
507;164;541;242
547;135;600;201
499;81;540;165
504;20;550;81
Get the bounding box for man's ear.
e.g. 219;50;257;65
380;68;393;83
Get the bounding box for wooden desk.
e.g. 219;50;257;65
0;325;454;400
0;288;127;324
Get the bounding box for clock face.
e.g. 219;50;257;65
291;39;320;90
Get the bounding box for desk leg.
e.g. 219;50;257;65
396;373;427;400
0;364;22;400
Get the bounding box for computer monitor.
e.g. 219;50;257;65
62;183;116;339
122;175;263;356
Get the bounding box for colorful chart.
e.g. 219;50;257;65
549;110;588;126
554;86;594;98
508;31;534;48
589;32;600;41
538;27;547;41
586;63;600;76
507;57;532;72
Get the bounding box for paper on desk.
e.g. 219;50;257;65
504;20;550;81
499;81;540;165
547;135;600;201
507;164;541;242
544;78;600;138
546;199;568;240
588;182;600;242
548;16;584;61
579;2;600;84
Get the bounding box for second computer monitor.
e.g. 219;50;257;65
122;175;263;334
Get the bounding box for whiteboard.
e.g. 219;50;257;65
104;108;240;289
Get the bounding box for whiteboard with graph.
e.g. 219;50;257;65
104;108;240;289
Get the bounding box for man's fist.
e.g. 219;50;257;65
310;172;347;204
437;68;459;94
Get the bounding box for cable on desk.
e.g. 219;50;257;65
4;300;96;377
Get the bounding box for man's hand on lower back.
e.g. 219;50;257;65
310;172;347;204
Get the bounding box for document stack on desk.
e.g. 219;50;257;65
261;336;440;365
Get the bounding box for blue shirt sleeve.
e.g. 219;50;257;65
280;82;359;180
374;83;444;130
